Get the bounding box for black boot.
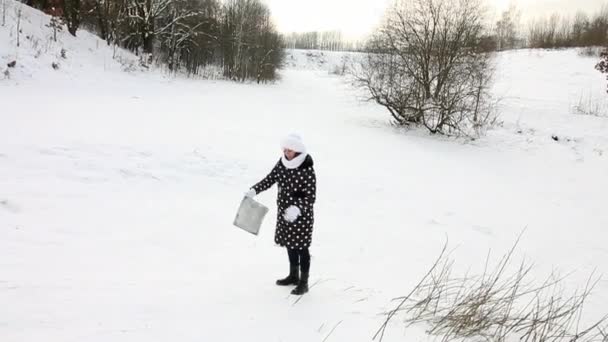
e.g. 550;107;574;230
291;271;309;295
276;265;299;286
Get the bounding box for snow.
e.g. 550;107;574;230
2;2;608;341
284;49;359;74
492;48;608;156
0;0;142;83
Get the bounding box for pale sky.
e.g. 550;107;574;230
263;0;607;40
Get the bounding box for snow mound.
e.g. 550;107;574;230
0;0;141;83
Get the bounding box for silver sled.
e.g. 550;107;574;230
233;196;269;235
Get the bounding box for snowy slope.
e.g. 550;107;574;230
492;48;608;156
0;0;141;83
2;4;608;342
285;48;361;74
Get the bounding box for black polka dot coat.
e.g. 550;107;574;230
252;155;317;250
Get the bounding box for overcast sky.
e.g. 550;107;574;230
263;0;607;39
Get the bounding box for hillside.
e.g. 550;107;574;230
0;0;141;83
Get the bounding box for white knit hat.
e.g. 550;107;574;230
280;133;307;153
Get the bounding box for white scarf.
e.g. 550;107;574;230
281;153;308;169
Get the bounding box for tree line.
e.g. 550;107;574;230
22;0;284;82
527;8;608;49
280;5;608;54
282;31;365;52
492;4;608;50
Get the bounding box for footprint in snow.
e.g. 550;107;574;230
0;200;20;213
118;168;160;181
472;225;493;236
39;148;59;156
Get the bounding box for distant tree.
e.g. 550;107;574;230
555;16;572;47
81;0;112;41
156;0;214;71
528;13;563;48
283;30;363;52
320;31;343;51
526;5;608;48
27;0;64;16
220;0;283;82
2;0;7;27
47;14;63;41
122;0;171;55
79;0;129;46
571;12;589;46
62;0;81;36
596;49;608;93
495;4;520;50
166;0;222;74
15;4;22;46
584;5;608;46
546;14;560;46
23;0;47;9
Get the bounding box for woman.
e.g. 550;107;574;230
245;134;317;295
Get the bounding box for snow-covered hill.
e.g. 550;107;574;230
2;2;608;342
0;0;140;83
284;49;360;73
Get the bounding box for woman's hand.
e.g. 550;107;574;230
244;189;256;198
284;205;301;222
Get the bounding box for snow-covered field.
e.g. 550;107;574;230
2;1;608;341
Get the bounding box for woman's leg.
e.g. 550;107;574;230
291;248;310;295
277;248;300;286
299;248;310;274
287;248;299;266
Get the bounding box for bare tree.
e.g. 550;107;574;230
63;0;81;36
586;5;608;46
571;12;589;46
284;31;358;51
47;14;63;41
556;16;572;47
286;31;320;50
80;0;129;46
496;4;520;50
528;14;562;48
122;0;173;55
220;0;283;82
16;4;22;47
2;0;6;27
156;0;197;68
82;0;115;42
354;0;496;137
526;5;608;48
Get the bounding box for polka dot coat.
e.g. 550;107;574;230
252;155;317;249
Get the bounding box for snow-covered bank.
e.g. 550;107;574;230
0;0;143;84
